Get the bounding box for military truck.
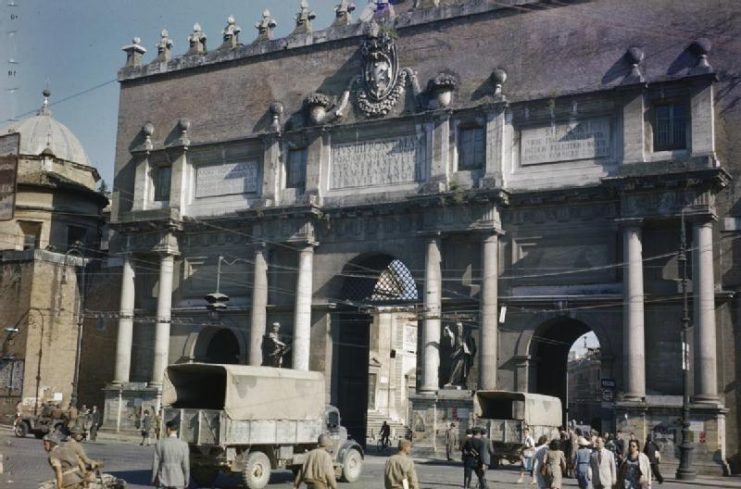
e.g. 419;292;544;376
474;391;562;467
162;363;364;489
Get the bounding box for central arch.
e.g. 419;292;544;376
336;254;420;446
529;317;592;426
187;326;244;365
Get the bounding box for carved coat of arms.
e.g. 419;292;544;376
356;22;417;117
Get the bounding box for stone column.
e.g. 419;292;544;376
420;235;442;392
479;233;499;390
249;245;268;366
693;218;718;401
622;221;646;401
292;244;315;371
150;253;174;387
112;255;135;385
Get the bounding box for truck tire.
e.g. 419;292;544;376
340;449;362;482
192;466;219;487
14;422;28;438
242;451;271;489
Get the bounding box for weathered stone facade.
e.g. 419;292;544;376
106;0;741;474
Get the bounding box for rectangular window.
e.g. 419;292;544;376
67;225;86;250
286;148;307;191
458;126;485;170
154;165;172;202
18;221;41;250
654;103;688;151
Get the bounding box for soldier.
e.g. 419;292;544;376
89;405;101;442
44;432;86;489
151;421;190;489
262;322;288;367
445;422;459;461
293;434;337;489
64;426;100;475
66;403;79;432
140;409;153;446
384;438;419;489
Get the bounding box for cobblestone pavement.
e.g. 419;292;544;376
2;430;739;489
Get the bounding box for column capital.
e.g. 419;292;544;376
685;211;717;225
476;227;505;240
615;217;644;228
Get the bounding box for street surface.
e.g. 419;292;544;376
2;430;739;489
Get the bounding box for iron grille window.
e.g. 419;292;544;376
287;148;307;190
458;126;485;170
653;103;688;151
154;165;172;202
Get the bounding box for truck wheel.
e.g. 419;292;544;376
340;449;363;482
192;466;219;487
242;451;271;489
14;422;28;438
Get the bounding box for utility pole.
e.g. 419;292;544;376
676;211;697;480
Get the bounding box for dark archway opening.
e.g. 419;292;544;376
530;317;591;426
203;329;240;364
337;254;419;446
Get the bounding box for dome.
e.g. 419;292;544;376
1;91;91;167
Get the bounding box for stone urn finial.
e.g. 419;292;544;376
156;29;173;62
269;101;285;133
222;15;241;49
187;23;207;55
334;0;356;26
690;38;713;74
427;73;457;109
122;36;147;68
304;93;333;125
491;68;507;100
294;0;317;35
255;9;277;42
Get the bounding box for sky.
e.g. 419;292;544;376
0;0;386;186
569;331;600;356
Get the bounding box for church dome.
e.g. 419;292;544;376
1;90;91;167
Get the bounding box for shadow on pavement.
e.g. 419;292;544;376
108;470;150;486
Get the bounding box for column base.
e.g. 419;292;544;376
620;393;646;403
101;383;159;433
409;390;474;459
691;394;720;404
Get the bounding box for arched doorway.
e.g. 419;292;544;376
529;317;594;426
337;254;419;446
191;327;242;364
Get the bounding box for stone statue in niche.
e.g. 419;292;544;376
443;322;477;388
262;322;289;367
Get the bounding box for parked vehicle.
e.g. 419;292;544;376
162;363;364;489
474;391;562;467
14;413;65;439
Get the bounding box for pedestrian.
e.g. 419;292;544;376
66;402;79;432
293;434;337;489
461;429;477;489
615;431;626;465
643;434;664;484
589;437;616;489
531;435;550;489
518;426;536;484
151;420;190;489
541;439;566;489
89;405;101;442
481;428;495;469
568;429;579;477
573;437;591;489
380;421;392;450
384;438;419;489
140;409;153;446
617;439;652;489
154;410;162;440
471;428;490;489
64;426;99;472
445;422;459;461
43;431;87;489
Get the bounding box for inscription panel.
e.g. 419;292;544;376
520;117;610;166
195;161;259;198
330;135;422;190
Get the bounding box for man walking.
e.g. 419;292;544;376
151;421;190;489
384;439;419;489
445;422;459;461
461;429;477;489
293;434;337;489
471;428;490;489
644;434;664;484
140;410;153;446
89;406;101;442
589;437;616;489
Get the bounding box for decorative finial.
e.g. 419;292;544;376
156;29;173;62
374;0;395;20
187;23;207;55
39;88;51;116
690;38;713;74
269;102;284;133
255;9;277;42
623;47;645;84
293;0;316;35
334;0;356;26
177;118;191;147
142;122;154;152
427;73;457;109
222;15;241;49
491;68;507;100
122;36;147;68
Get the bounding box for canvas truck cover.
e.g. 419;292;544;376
163;363;326;421
474;391;562;427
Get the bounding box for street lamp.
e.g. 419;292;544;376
205;256;231;319
29;309;45;416
676;211;697;480
62;242;86;408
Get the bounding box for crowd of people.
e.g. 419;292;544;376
19;401;103;442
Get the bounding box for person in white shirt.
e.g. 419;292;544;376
518;427;536;484
589;437;617;489
531;435;550;489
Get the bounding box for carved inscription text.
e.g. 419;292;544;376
520;117;611;166
195;161;259;198
330;135;421;189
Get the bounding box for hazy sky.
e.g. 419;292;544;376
0;0;384;185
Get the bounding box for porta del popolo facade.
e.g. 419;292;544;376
100;0;741;474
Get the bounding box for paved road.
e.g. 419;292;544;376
2;431;738;488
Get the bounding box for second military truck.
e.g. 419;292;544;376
162;363;364;489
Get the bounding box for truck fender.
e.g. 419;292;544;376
337;440;364;464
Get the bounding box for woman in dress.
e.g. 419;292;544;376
617;439;652;489
573;437;592;489
542;439;567;489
